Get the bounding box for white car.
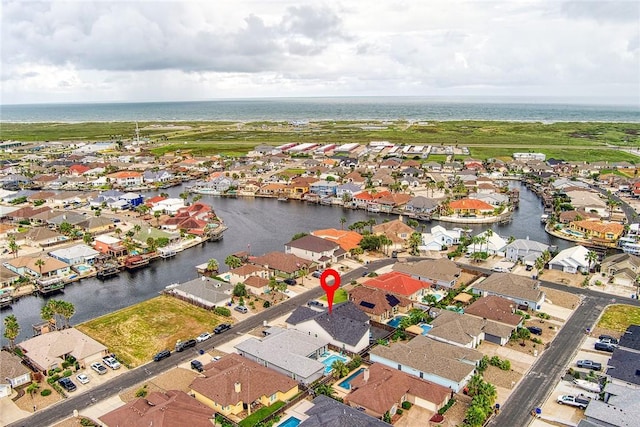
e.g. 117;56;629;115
90;362;107;375
103;356;121;370
196;332;212;343
76;373;90;384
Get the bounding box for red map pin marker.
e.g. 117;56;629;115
320;269;341;314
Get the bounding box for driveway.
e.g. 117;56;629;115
0;396;31;426
395;405;436;427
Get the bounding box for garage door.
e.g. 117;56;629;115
485;334;502;345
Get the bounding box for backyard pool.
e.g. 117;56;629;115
387;315;407;328
418;324;433;335
338;367;366;389
75;265;91;273
277;416;301;427
445;305;464;314
321;354;348;374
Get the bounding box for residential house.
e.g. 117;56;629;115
363;271;430;301
49;244;100;266
151;198;185;215
235;327;328;384
166;277;233;309
505;239;549;263
288;177;318;199
569;220;624;246
448;198;495;216
346;363;450;419
0;266;19;289
299;395;391;427
548;245;591;273
372;219;415;251
565;190;608;217
393;259;461;290
286;301;371;353
23;227;68;248
600;253;640;287
227;264;269;286
18;328;107;375
428;309;515;347
77;216;114;235
418;225;462;251
142;169;174;184
348;286;413;323
93;235;127;258
119;192;144;208
471;273;545;311
189;353;298;416
284;235;346;268
3;255;70;279
335;182;363;200
464;296;524;330
310;229;362;252
583;383;640;427
309;180;338;197
468;230;507;256
369;335;482;392
250;252;314;278
244;276;271;295
404;196;440;216
106;171;144;187
99;390;214;427
0;351;31;398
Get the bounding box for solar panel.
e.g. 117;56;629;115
360;301;376;309
386;294;400;306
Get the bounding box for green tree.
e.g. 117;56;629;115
154;210;162;225
340;217;346;230
206;258;219;273
225;255;243;269
291;232;308;241
517;327;531;345
406;219;419;229
233;283;248;297
26;381;40;398
585;250;598;273
408;232;422;256
146;237;158;253
331;360;349;378
83;232;93;245
3;314;20;350
8;234;20;258
34;258;46;277
314;383;336;398
59;222;74;236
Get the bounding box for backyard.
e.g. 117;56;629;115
76;295;228;367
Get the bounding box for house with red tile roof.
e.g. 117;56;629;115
448;198;495;216
99;390;214;427
569;220;625;246
345;363;450;418
106;171;143;187
311;228;363;252
348;286;413;322
68;164;91;176
363;271;431;301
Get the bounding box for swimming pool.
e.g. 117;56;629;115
445;305;464;314
75;265;90;273
418;324;433;335
338;367;366;389
277;416;301;427
322;354;348;374
387;315;407;328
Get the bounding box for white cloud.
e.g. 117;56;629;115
1;0;638;104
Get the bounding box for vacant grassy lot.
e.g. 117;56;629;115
76;295;227;367
319;288;348;304
597;304;640;332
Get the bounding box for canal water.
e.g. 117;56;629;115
1;182;565;344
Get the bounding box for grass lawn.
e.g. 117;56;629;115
238;401;285;427
597;304;640;332
76;295;228;367
319;288;348;304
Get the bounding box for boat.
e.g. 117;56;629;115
36;277;65;294
0;295;13;308
540;214;549;223
124;255;150;270
574;379;601;393
96;265;121;279
277;196;289;202
158;247;177;259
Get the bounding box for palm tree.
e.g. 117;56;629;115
83;232;93;245
585;250;598;273
154;210;162;226
206;258;219;274
133;224;142;236
34;258;46;277
57;300;75;329
408;232;422;256
3;314;20;350
314;383;336;398
8;234;20;258
225;255;243;269
484;229;494;254
340;217;346;230
331;360;349;378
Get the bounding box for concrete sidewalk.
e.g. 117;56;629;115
77;394;124;424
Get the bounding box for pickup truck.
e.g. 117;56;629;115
576;360;602;371
557;395;590;409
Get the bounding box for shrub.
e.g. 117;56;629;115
214;307;231;317
499;360;511;371
490;356;501;366
402;401;412;410
438;398;455;415
573;370;581;379
135;385;148;398
41;389;52;396
63;370;72;377
478;356;488;373
396;408;403;416
263;301;271;308
62;361;70;369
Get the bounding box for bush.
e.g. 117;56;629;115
135;386;148;398
396;408;403;416
263;301;271;308
499;360;511;371
214;306;231;317
490;356;501;367
438;398;455;415
63;370;72;377
41;389;52;396
402;401;412;410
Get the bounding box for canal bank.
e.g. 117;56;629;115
0;182;563;345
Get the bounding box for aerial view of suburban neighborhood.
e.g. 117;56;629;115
1;118;640;427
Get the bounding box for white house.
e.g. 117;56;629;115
284;235;346;268
151;198;186;215
548;245;591;273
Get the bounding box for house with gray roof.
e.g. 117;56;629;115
370;335;482;392
583;382;640;427
0;350;31;398
286;302;370;353
404;196;440;215
505;239;549;263
166;277;233;309
49;244;100;266
600;253;640;287
428;309;515;347
235;327;328;384
606;348;640;387
394;257;461;289
299;395;390;427
471;273;545;311
284;234;346;268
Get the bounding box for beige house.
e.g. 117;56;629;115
0;351;32;398
19;328;108;374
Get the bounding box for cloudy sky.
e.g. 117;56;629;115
1;0;639;105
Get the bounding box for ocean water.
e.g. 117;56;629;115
1;97;638;123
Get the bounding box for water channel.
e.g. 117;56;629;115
1;181;568;344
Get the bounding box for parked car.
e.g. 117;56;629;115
175;339;197;352
76;373;90;385
214;323;232;334
594;341;616;352
577;360;602;371
58;377;77;392
91;362;108;375
234;305;248;314
307;300;324;308
598;334;618;344
103;356;121;370
190;360;204;372
556;395;590;409
312;270;323;278
196;332;212;343
283;278;297;286
153;350;171;362
527;326;543;335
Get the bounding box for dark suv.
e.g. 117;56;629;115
214;323;232;334
527;326;543;335
58;377;77;392
191;360;204;372
175;339;197;352
307;300;324;308
153;350;171;362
